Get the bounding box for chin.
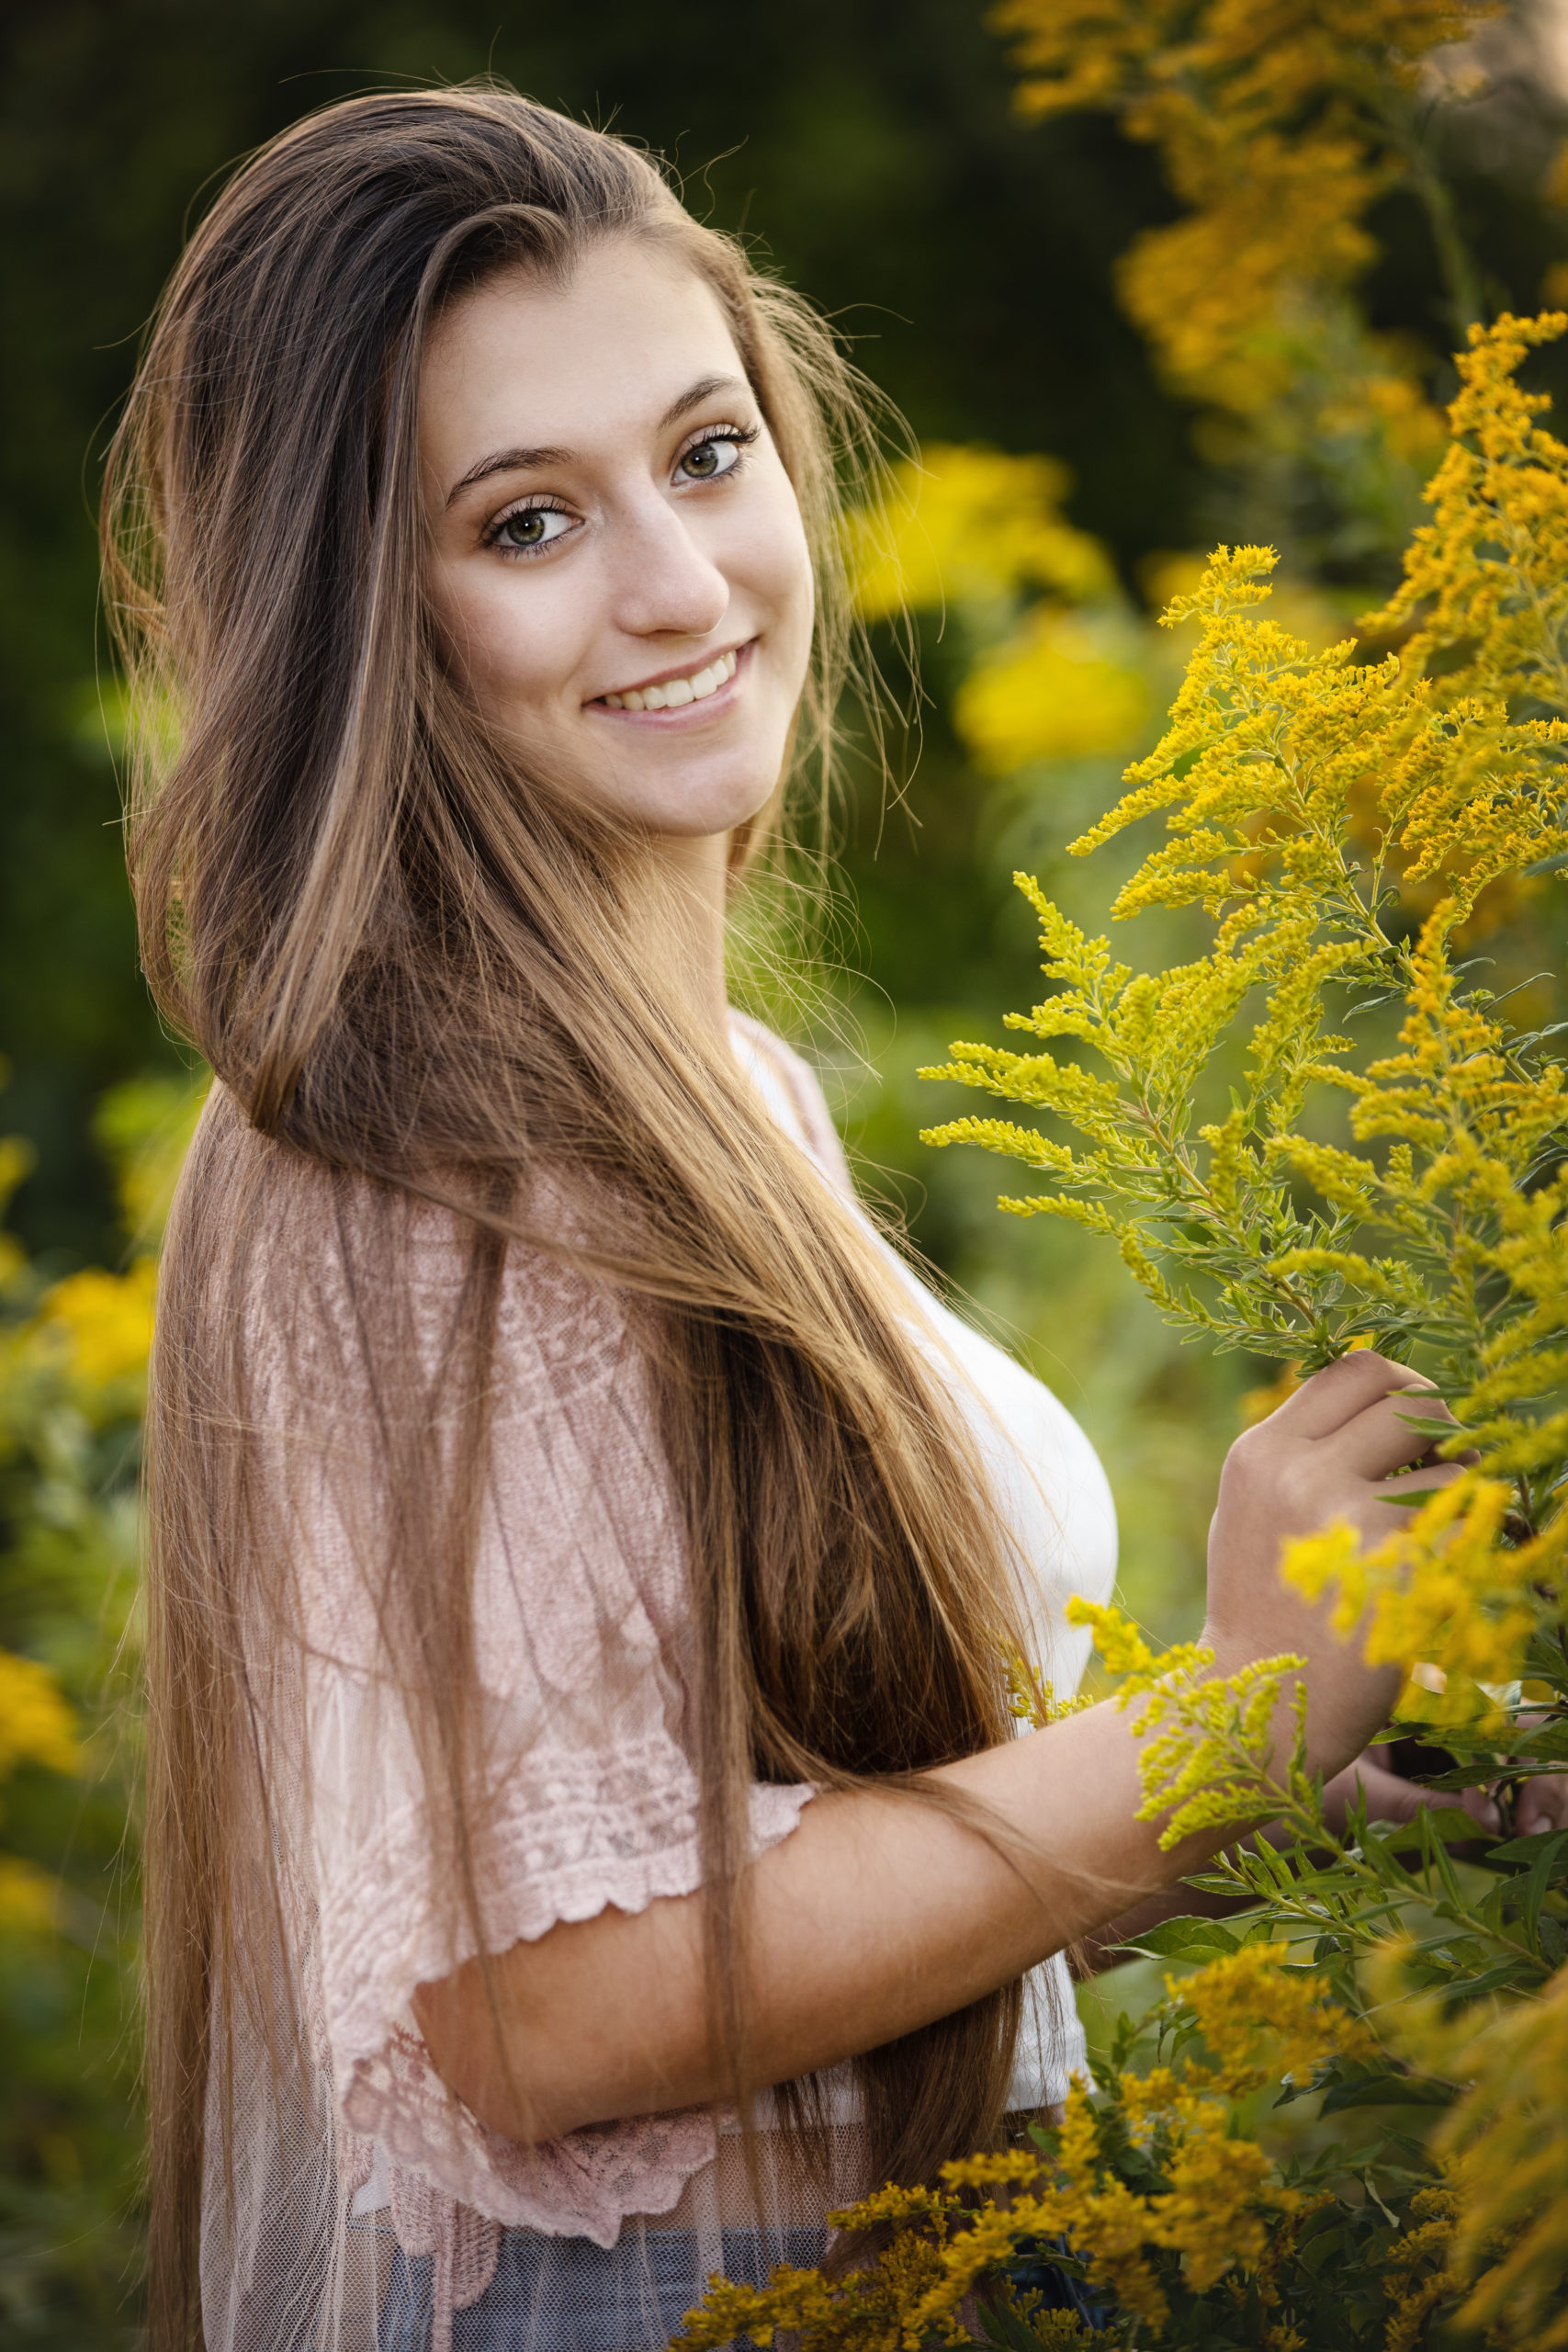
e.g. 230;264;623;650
609;769;782;841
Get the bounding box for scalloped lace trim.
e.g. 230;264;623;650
344;2027;718;2246
344;2029;718;2349
332;1781;813;2342
324;1772;813;2074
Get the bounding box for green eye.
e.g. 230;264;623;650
680;435;744;482
495;507;571;553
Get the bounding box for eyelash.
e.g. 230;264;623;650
481;424;761;560
680;423;760;479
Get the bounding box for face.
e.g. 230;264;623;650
420;237;816;842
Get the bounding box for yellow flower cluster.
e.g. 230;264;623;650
956;606;1149;772
991;0;1491;423
678;1945;1365;2347
0;1652;79;1943
1365;311;1568;710
999;1634;1096;1727
671;2178;967;2352
1377;2182;1463;2352
933;2080;1295;2327
1066;1599;1308;1845
0;1133;33;1293
850;442;1114;622
1175;1938;1377;2091
0;1856;61;1938
1371;1944;1568;2346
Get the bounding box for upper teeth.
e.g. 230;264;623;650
602;648;739;711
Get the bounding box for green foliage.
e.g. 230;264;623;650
908;315;1568;2346
0;1076;196;2342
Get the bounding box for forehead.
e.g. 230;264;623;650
419;239;746;462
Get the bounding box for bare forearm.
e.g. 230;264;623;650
413;1695;1242;2143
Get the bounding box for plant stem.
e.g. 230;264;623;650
1381;93;1484;335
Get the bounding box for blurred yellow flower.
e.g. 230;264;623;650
956;607;1149;770
0;1132;35;1292
0;1856;60;1937
848;441;1113;620
1370;1943;1568;2346
993;0;1492;446
1116;132;1382;414
0;1649;80;1782
37;1259;156;1392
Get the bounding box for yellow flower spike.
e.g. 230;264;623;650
1364;313;1568;713
1175;1941;1378;2089
1064;1600;1308;1845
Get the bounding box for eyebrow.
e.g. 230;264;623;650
445;373;752;506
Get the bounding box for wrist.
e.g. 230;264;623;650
1199;1620;1400;1784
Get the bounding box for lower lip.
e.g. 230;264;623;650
589;641;753;727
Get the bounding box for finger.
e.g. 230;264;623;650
1343;1762;1431;1824
1368;1459;1471;1513
1516;1777;1568;1836
1326;1387;1461;1484
1461;1785;1504;1834
1269;1351;1435;1442
1323;1757;1467;1830
1359;1761;1466;1820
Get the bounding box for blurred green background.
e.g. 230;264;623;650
4;0;1568;2336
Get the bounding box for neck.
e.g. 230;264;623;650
637;829;732;1040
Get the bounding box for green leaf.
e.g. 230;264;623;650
1486;1826;1568;1867
1317;2074;1457;2114
1126;1915;1242;1960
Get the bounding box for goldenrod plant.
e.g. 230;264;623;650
993;0;1495;385
922;316;1568;1708
901;315;1568;2344
676;1943;1450;2349
990;0;1511;561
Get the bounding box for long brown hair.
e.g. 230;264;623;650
104;85;1035;2350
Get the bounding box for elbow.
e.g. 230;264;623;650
411;1970;584;2147
409;1899;715;2143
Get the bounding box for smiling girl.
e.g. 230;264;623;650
107;86;1478;2352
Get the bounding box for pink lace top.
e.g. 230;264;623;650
197;1018;1116;2352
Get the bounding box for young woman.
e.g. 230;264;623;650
108;85;1480;2352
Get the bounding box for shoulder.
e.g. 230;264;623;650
727;1013;856;1202
170;1087;626;1415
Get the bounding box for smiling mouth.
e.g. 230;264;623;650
597;646;741;713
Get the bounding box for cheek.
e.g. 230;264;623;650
432;564;579;724
730;475;814;667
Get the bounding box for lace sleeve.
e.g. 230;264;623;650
254;1191;814;2240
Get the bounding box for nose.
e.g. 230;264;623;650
608;486;729;643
